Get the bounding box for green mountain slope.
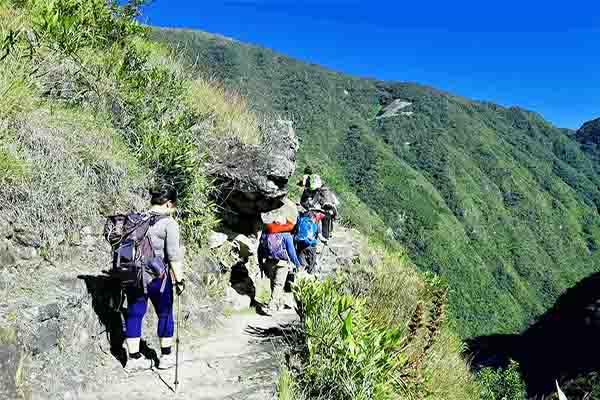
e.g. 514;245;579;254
153;28;600;337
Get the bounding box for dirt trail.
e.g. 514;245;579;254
77;226;360;400
79;312;296;400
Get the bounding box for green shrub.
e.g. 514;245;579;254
293;278;408;400
287;246;480;400
477;361;527;400
27;0;145;55
0;144;28;184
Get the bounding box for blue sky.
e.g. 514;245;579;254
143;0;599;128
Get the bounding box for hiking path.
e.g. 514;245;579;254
79;312;296;400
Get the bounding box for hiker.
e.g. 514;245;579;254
299;173;339;241
258;216;302;314
294;210;323;273
297;166;314;188
122;186;186;372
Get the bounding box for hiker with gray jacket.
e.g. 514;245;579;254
123;186;186;372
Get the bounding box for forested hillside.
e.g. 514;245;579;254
154;28;600;337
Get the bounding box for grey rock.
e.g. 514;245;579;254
38;303;60;322
14;229;42;248
80;226;94;236
0;219;13;239
0;240;17;267
224;287;252;311
234;234;257;258
205;120;298;217
207;231;228;249
32;320;61;355
230;261;256;299
0;344;19;399
16;246;38;261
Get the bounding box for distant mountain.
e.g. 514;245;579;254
576;117;600;160
153;28;600;338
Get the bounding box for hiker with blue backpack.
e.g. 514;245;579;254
104;186;186;373
295;210;323;273
258;215;302;314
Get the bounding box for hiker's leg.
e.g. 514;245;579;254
270;262;289;309
148;277;174;350
307;246;317;273
298;245;309;272
125;289;148;355
261;260;276;294
322;215;332;239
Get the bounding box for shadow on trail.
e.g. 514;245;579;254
79;274;128;366
245;323;296;338
466;271;600;397
78;274;162;368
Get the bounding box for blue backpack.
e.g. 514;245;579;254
259;232;289;262
295;214;317;247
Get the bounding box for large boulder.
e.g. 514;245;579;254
204;120;298;228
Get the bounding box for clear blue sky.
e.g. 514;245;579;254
143;0;599;129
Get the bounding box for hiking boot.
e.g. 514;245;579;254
157;352;177;370
124;356;151;372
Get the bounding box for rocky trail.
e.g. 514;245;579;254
76;226;362;400
79;311;297;400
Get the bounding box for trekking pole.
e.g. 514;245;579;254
174;292;181;394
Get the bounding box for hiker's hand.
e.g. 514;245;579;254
175;279;186;295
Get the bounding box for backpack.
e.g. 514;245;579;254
259;232;289;262
103;213;168;292
295;214;317;247
265;220;295;234
314;187;339;216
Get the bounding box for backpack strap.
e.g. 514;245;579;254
147;213;171;294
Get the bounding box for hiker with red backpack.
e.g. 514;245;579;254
258;215;302;314
104;186;186;372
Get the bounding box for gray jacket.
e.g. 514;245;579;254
147;206;184;281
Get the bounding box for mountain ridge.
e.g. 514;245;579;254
153;27;600;338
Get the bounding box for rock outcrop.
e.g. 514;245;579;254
203;120;298;233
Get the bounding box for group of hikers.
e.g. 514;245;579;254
258;167;339;314
103;167;338;373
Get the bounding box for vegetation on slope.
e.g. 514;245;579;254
0;0;267;249
280;245;481;400
154;28;600;337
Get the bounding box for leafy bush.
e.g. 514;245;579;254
287;247;479;400
551;373;600;399
27;0;144;55
292;278;408;400
477;361;527;400
0;135;28;184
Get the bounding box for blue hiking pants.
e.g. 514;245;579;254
125;276;174;339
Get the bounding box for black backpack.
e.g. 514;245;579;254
103;213;167;292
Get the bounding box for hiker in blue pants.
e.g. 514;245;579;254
124;187;186;372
